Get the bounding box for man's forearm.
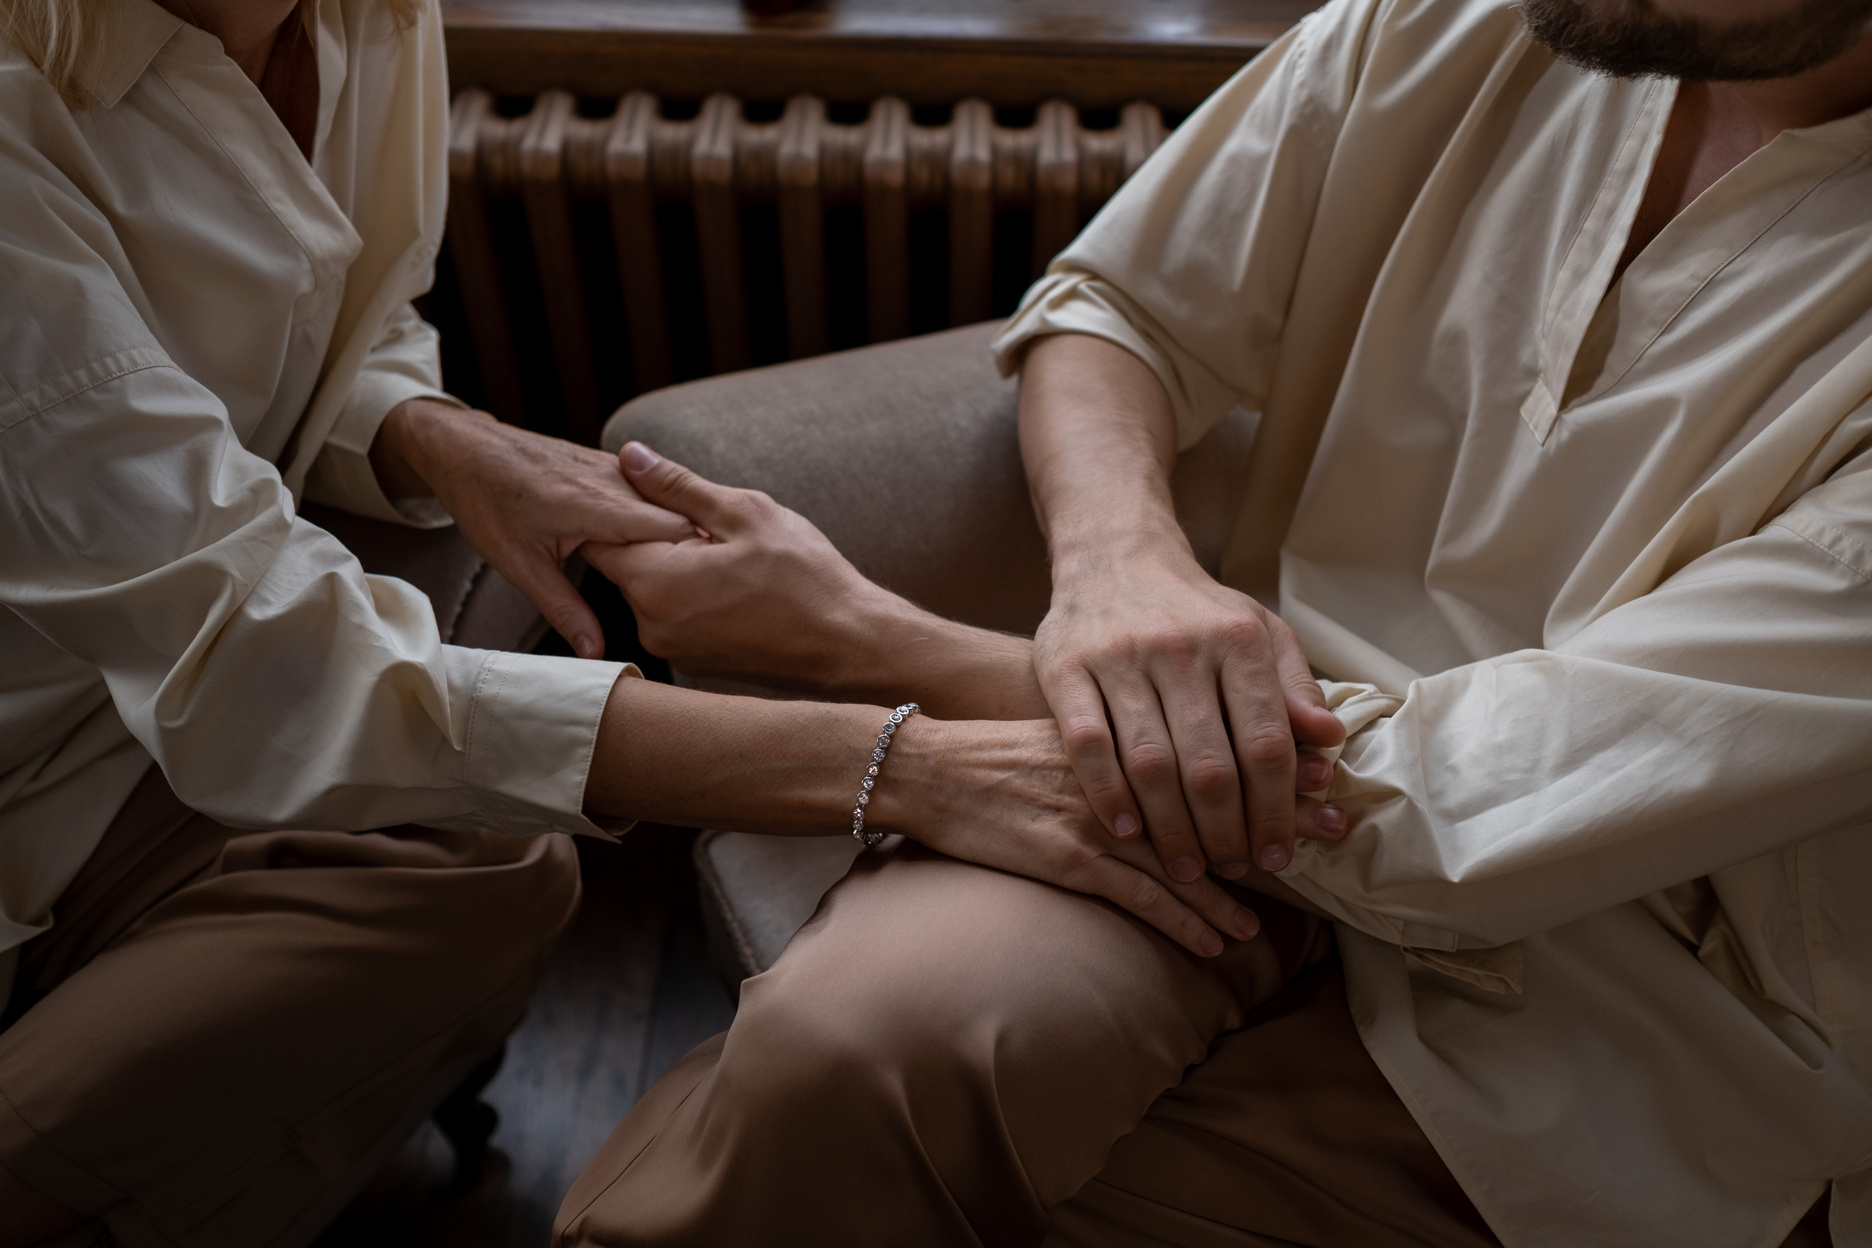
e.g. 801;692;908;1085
1012;331;1344;877
1017;334;1193;582
807;596;1050;722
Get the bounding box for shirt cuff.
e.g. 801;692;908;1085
302;371;465;529
442;648;635;839
1272;679;1439;946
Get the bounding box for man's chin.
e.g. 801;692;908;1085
1520;0;1872;81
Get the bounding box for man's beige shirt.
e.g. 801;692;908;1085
0;0;624;999
997;0;1872;1242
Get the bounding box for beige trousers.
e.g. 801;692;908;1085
0;766;580;1248
555;845;1502;1248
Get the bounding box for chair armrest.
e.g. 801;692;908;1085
602;322;1258;637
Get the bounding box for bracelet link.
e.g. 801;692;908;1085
852;703;920;848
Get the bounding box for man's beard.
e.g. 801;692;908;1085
1521;0;1872;80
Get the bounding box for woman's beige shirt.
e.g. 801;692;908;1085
0;0;624;999
997;0;1872;1242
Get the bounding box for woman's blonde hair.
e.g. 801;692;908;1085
2;0;422;106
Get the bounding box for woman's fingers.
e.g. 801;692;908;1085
502;551;607;660
589;492;699;545
1172;872;1263;942
1066;854;1227;957
1295;795;1349;842
1105;829;1261;941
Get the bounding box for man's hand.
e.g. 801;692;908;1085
1034;543;1345;882
1019;335;1346;885
582;442;902;688
369;399;695;659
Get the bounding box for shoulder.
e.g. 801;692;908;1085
1325;0;1536;97
1184;0;1540;144
0;77;167;435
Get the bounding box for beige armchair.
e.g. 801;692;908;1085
600;321;1258;992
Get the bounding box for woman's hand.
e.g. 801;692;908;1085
583;681;1345;958
583;442;909;689
370;400;696;659
871;716;1339;958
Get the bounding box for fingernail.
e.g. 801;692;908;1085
1299;756;1331;789
1198;930;1224;957
1217;861;1249;879
622;442;660;473
1114;813;1140;838
1170;856;1202;883
1258;843;1289;872
1319;806;1347;834
1237;913;1261;940
574;633;599;659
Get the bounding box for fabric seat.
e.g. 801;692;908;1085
600;321;1259;987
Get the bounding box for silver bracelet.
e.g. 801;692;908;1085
851;702;920;848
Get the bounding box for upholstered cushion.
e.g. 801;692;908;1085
604;321;1052;634
693;830;862;986
603;324;1259;987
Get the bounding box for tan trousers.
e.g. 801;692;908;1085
0;766;580;1248
555;845;1502;1248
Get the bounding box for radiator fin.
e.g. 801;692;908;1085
446;90;1170;439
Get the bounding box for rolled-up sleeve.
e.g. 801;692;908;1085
1278;456;1872;950
0;357;622;839
991;0;1371;449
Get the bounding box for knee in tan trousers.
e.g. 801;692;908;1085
556;846;1330;1248
0;772;581;1248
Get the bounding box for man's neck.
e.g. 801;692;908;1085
1619;30;1872;274
1722;28;1872;139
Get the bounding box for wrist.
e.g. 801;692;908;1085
813;597;1048;720
861;713;950;840
371;398;493;501
1048;516;1197;589
794;579;917;694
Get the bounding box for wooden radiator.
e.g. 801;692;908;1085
444;89;1171;444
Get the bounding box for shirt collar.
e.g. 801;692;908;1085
75;0;183;108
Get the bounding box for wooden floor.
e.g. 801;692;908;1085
313;829;736;1248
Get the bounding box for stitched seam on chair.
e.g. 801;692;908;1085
444;559;488;643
